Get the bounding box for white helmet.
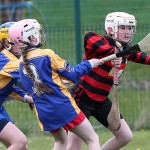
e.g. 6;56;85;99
22;20;46;46
105;12;137;42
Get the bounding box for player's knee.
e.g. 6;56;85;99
124;131;133;144
14;135;28;150
56;138;68;146
120;130;133;145
87;132;99;144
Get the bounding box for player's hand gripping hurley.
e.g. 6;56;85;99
100;32;150;62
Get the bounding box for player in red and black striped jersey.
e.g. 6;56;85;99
67;12;150;150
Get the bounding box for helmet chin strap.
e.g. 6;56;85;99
28;43;42;49
4;44;11;50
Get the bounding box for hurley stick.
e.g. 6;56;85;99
100;32;150;62
106;33;150;130
107;41;121;131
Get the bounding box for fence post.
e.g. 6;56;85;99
74;0;82;63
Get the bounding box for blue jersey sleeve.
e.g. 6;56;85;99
51;53;92;83
58;60;92;83
9;85;27;101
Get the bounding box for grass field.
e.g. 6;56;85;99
0;129;149;150
3;96;150;149
18;130;150;150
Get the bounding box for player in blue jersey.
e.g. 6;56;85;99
8;19;105;150
0;22;34;150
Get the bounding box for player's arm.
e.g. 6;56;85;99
56;60;92;83
128;52;150;64
9;85;34;110
51;52;103;83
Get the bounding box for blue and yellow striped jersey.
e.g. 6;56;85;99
0;49;27;106
19;48;92;131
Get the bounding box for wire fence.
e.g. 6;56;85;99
1;0;150;137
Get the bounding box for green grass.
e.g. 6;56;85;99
0;129;149;150
27;130;150;150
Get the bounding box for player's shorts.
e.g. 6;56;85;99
71;90;123;128
0;106;13;132
0;118;9;132
51;111;85;134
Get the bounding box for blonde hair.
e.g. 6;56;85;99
0;38;6;52
21;47;54;96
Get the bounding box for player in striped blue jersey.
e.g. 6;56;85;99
0;22;34;150
8;19;105;150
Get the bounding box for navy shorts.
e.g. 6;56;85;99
72;90;123;128
0;118;9;132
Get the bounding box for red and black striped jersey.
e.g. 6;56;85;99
75;31;150;102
